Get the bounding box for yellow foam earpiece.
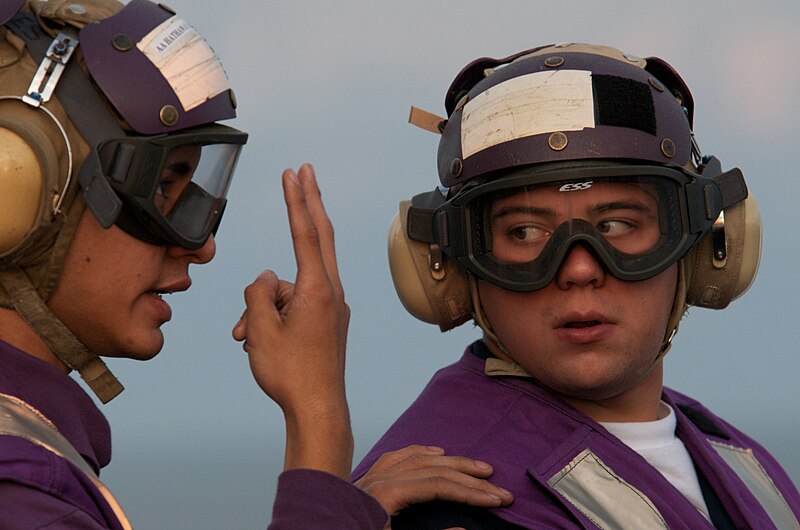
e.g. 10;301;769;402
387;201;472;331
685;195;762;309
0;127;43;253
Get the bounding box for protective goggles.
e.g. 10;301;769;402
407;162;747;291
96;124;247;249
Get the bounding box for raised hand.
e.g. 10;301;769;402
233;164;352;478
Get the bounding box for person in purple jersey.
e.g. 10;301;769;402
354;43;800;528
0;1;512;528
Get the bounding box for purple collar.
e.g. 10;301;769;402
0;339;111;473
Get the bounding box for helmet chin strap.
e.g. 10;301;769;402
0;265;123;403
469;275;521;365
654;258;688;364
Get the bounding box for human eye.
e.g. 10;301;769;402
156;177;174;198
508;224;550;244
596;218;636;236
157;162;193;198
489;218;551;263
595;213;660;254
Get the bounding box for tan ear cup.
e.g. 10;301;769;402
0;116;59;257
685;194;762;309
388;200;472;331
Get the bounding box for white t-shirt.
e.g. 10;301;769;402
600;403;711;520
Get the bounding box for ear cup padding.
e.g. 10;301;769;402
685;195;761;309
732;196;762;301
388;201;472;331
0;115;59;257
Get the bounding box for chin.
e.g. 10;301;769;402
109;331;165;361
132;348;162;361
547;376;633;402
138;336;165;360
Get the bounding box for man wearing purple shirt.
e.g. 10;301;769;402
354;44;800;528
0;1;512;527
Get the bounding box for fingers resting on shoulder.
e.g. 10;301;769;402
355;444;514;518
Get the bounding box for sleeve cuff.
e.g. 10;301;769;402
269;469;388;529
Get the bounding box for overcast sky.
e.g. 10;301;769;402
91;1;800;528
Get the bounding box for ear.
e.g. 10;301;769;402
685;194;761;308
387;200;472;331
0;112;60;258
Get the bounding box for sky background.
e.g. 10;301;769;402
89;1;800;528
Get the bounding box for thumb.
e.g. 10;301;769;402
232;311;247;341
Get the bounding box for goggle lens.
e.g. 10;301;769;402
436;167;702;291
480;179;668;266
99;125;247;249
155;142;239;241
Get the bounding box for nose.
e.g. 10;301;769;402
554;243;606;290
168;234;216;265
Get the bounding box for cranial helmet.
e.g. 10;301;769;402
0;0;247;402
389;44;761;356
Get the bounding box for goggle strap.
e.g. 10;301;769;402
713;167;748;209
407;189;447;243
79;153;122;228
685;166;747;234
699;156;748;210
59;39;128;227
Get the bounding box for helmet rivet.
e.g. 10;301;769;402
548;131;568;151
623;53;641;62
112;33;133;52
53;40;67;56
661;138;676;158
67;4;87;15
649;77;665;92
450;158;463;177
544;56;565;68
159;105;180;127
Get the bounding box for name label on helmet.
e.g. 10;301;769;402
138;16;230;112
559;181;593;192
460;70;596;159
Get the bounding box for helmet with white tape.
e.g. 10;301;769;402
0;0;247;402
389;44;760;355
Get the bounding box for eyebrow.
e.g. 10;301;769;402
491;206;556;221
590;201;652;215
165;161;193;176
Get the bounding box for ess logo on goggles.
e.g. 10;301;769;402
559;181;593;192
407;162;747;292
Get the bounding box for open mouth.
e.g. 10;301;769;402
563;320;602;329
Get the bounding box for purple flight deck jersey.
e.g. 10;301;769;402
0;339;386;529
354;343;800;529
0;339;120;528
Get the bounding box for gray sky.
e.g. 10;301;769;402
93;1;800;528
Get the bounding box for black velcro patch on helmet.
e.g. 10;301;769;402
593;74;656;135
